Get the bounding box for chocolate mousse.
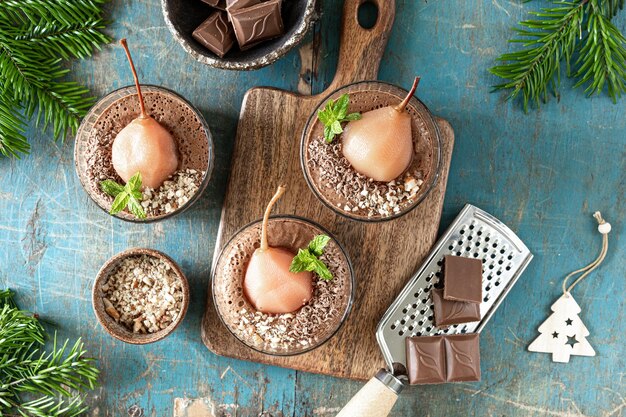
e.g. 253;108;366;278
302;82;441;221
213;217;353;354
75;86;212;220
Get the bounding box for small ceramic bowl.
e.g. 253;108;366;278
212;215;355;355
92;248;190;344
161;0;317;70
74;85;214;223
300;80;443;222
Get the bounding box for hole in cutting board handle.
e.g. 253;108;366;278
357;0;379;29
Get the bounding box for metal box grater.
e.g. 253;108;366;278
376;204;533;373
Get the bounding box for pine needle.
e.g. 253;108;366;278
490;0;626;111
0;0;110;158
0;290;99;417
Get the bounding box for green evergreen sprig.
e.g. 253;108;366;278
490;0;626;111
0;0;111;158
0;289;99;417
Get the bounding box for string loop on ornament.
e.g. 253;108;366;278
562;211;611;296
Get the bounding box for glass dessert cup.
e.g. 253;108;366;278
212;215;355;356
300;81;442;222
74;85;214;223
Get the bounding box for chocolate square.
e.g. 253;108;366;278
226;0;260;11
432;289;480;326
443;255;483;303
444;334;481;382
405;336;446;384
192;11;236;58
230;0;284;50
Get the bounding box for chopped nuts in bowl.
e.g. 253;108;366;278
92;248;189;344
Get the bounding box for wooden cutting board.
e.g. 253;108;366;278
201;0;455;381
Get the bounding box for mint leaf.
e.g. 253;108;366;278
344;112;362;121
323;125;334;144
310;258;332;280
335;94;350;119
316;93;361;144
99;171;146;219
317;108;333;126
331;120;343;135
127;196;146;219
126;172;142;193
308;235;330;257
289;236;333;280
100;180;124;197
110;192;130;215
289;248;311;273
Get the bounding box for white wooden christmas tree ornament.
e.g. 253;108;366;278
528;212;611;363
528;293;595;362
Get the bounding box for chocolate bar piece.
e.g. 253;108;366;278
226;0;260;11
405;334;481;385
443;255;483;303
445;334;481;382
432;289;480;326
405;336;446;384
192;11;236;58
230;0;284;50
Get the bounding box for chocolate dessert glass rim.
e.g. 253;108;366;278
299;80;443;223
211;214;356;357
91;247;190;345
161;0;317;71
73;84;215;224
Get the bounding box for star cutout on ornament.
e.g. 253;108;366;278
566;335;578;348
552;331;559;338
565;318;573;326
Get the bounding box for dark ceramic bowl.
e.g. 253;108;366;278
92;248;190;344
161;0;317;70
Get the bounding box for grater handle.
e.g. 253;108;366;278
336;369;404;417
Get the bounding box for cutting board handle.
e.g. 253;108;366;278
326;0;396;93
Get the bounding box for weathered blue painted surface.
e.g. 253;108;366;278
1;0;624;416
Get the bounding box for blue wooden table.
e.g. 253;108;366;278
1;0;624;415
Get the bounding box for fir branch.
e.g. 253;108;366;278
0;84;29;157
490;1;586;111
574;1;626;100
490;0;626;110
0;290;99;417
0;0;110;158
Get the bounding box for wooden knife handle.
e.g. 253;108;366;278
326;0;396;92
335;369;404;417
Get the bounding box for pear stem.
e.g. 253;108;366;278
260;185;286;251
119;38;148;119
395;76;421;113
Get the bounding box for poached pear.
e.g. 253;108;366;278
342;77;420;182
111;39;178;190
243;186;313;314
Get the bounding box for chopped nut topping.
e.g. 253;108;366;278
307;140;422;218
141;169;204;217
101;255;183;334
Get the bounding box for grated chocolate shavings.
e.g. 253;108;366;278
235;253;344;350
307;140;423;218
